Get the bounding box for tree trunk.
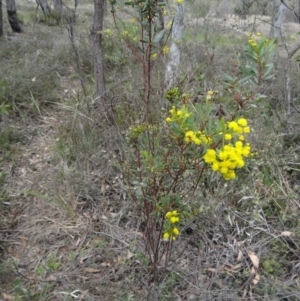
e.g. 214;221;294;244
92;0;108;114
157;0;165;48
37;0;51;16
53;0;62;19
6;0;22;33
269;1;286;39
0;0;3;36
74;0;79;11
165;0;184;89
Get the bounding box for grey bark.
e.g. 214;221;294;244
269;1;286;39
165;1;184;89
0;0;3;36
92;0;107;111
285;56;291;117
53;0;62;18
284;44;300;118
37;0;51;16
157;0;164;48
6;0;22;33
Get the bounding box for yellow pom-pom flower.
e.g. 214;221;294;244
203;149;216;164
163;46;170;55
225;134;232;140
173;228;179;236
243;126;250;133
184;131;195;143
203;119;252;180
164;211;180;240
228;121;239;132
237;118;247;127
170;216;179;223
163;232;170;240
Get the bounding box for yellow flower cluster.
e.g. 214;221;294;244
248;36;257;48
166;105;191;123
163;211;180;240
206;90;218;101
184;130;211;145
166;105;212;146
120;24;139;42
163;46;170;55
165;101;252;181
162;7;168;16
246;32;260;47
246;32;270;49
98;29;112;37
203;118;251;180
203;142;251;180
228;118;250;134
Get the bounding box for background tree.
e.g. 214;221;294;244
37;0;51;16
0;0;3;36
165;1;185;89
6;0;22;33
92;0;108;118
53;0;62;19
269;0;287;38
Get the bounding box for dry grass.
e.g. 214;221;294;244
1;1;300;300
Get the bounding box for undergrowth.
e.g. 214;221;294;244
0;0;300;300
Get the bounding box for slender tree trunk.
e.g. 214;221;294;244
53;0;62;19
0;0;3;36
92;0;108;114
157;0;164;48
6;0;22;33
37;0;51;16
269;1;286;39
165;0;184;89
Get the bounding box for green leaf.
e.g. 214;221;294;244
153;29;165;43
238;75;253;84
124;1;134;5
1;107;9;115
141;150;150;159
222;73;234;82
262;63;274;79
262;74;274;81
